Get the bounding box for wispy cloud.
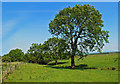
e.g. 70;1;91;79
2;19;19;37
2;16;27;38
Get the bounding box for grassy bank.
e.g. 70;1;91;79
3;53;119;82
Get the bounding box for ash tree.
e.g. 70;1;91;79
49;4;109;68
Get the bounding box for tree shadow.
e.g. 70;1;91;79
44;63;97;70
48;61;68;65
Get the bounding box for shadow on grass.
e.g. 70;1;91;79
45;63;97;70
48;62;68;65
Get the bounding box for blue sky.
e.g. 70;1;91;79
1;2;118;55
1;0;120;2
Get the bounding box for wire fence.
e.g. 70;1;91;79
2;62;23;81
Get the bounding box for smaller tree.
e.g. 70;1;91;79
2;54;11;62
44;37;70;64
26;43;39;63
26;43;52;64
9;48;24;62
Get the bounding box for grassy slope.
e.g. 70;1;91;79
4;53;118;82
2;62;22;80
2;62;21;71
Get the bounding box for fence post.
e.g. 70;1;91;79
1;70;2;84
15;65;16;70
2;62;23;82
0;59;2;84
6;68;8;75
10;65;12;74
13;66;15;72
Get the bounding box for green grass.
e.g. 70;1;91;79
2;62;21;71
3;53;119;82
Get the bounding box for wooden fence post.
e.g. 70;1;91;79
10;65;12;74
6;68;8;75
1;69;2;84
2;62;23;81
15;65;16;70
13;66;15;72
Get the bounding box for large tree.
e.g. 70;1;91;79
49;4;109;68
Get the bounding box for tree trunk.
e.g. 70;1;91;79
70;36;77;69
55;60;58;65
71;54;75;68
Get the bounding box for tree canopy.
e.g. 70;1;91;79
49;4;109;68
44;37;70;64
2;48;24;62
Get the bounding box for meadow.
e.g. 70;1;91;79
3;53;119;82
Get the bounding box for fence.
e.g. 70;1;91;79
2;62;23;81
0;58;2;84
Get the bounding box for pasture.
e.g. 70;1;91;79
3;53;119;82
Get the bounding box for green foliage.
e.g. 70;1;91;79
2;49;24;62
2;4;110;67
49;4;109;60
25;38;70;65
2;54;11;62
2;39;70;65
26;43;52;64
44;37;70;61
9;49;24;62
3;53;118;82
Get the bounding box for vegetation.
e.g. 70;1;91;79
49;4;109;68
2;4;109;68
3;53;118;82
2;37;70;65
44;37;70;64
2;49;24;62
2;4;115;82
2;62;21;71
2;54;11;62
25;43;52;64
2;62;22;80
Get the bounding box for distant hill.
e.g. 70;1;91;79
89;51;120;55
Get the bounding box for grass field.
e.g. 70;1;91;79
2;62;21;71
3;53;119;82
